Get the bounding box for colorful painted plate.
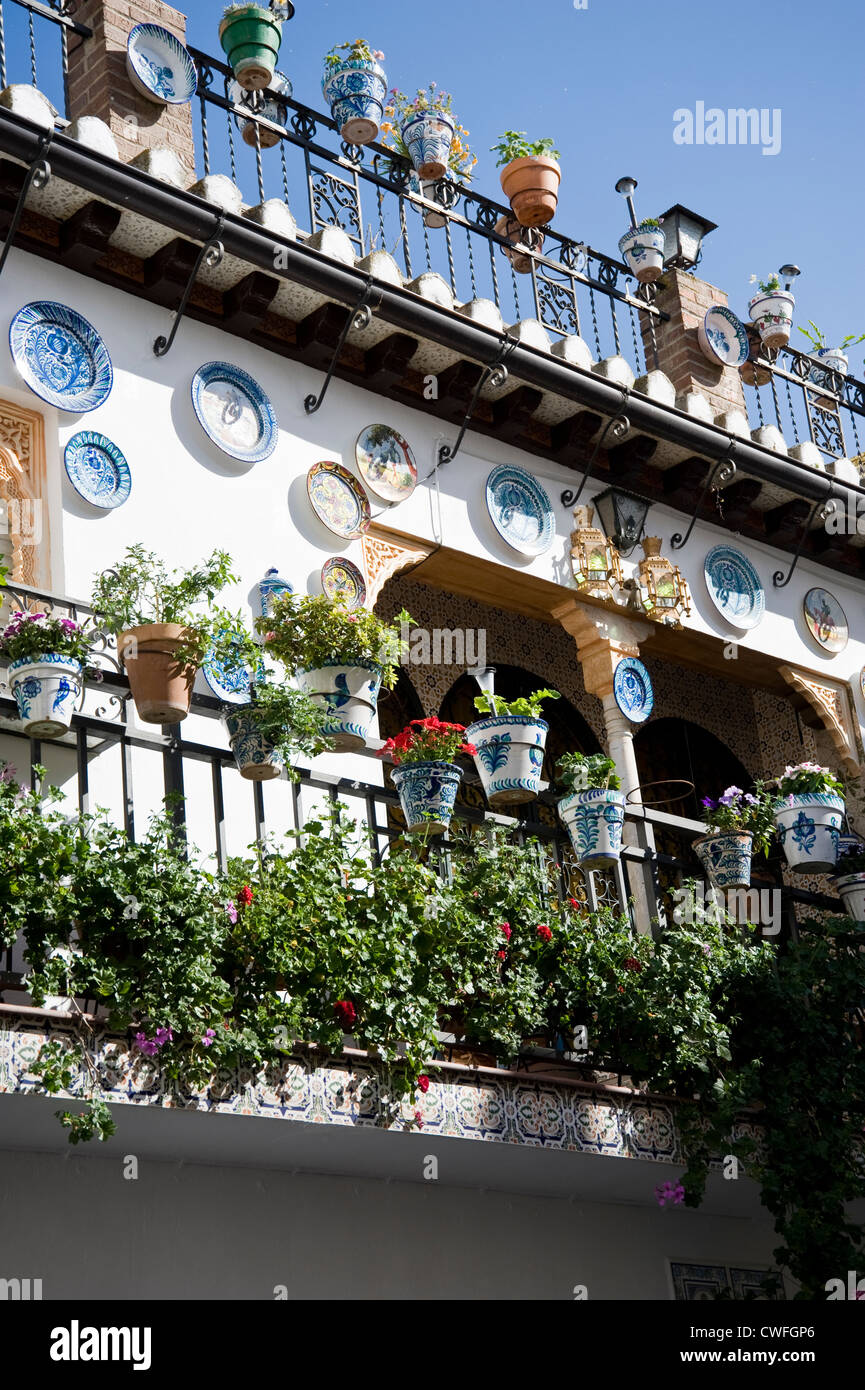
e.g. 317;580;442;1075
803;587;848;654
64;431;131;509
307;461;371;540
126;23;197;106
485;464;554;556
191;362;277;464
703;545;765;630
10;301;112;413
203;632;263;706
356;425;418;504
321;556;367;610
698;306;750;368
613;657;654;724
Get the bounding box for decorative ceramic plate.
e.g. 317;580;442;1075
64;431;131;509
307;461;371;540
126;23;197;106
321;556;367;610
191;362;277;464
485;464;554;556
613;657;654;724
356;425;418;504
703;545;765;629
10;301;113;413
803;587;848;654
203;633;262;705
698;306;750;368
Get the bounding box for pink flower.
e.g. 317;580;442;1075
536;924;552;942
413;1110;424;1129
499;923;512;940
372;49;385;61
416;1075;430;1094
226;901;238;924
655;1180;685;1208
202;1029;216;1048
133;1032;158;1057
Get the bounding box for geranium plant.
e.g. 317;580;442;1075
700;784;775;855
324;39;384;69
382;84;477;181
258;594;414;688
240;681;332;767
0;611;94;665
750;273;782;294
774;761;844;799
490;132;561;166
472;688;560;719
380;717;476;766
556;751;621;793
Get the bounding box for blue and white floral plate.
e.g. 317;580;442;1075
126;23;197;106
485;464;554;556
64;431;131;509
703;545;765;629
191;362;277;463
613;657;654;724
10;301;113;413
203;632;263;705
698;306;750;368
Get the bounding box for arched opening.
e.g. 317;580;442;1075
634;717;754;820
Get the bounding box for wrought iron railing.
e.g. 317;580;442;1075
0;0;90;121
743;343;865;467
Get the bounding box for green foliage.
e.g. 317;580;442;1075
0;610;94;664
259;594;414;689
491;131;561;166
556;751;621;793
637;217;661;229
324;39;384;70
750;272;782;294
834;847;865;876
798;321;865;353
472;687;560;719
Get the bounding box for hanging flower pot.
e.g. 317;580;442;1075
494;215;545;274
296;664;382;751
322;41;387;146
619;221;666;285
400;110;455;181
8;654;83;739
748;286;795;349
465;716;549;806
219;5;285;93
407;172;452;228
119;623;198;725
230;71;291;148
222;703;282;781
499;156;561;228
834;870;865;923
774;793;844;873
558;788;626;869
693;831;754;890
392;760;463;834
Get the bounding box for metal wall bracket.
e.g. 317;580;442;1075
153;216;226;358
772;488;837;588
304;278;377;414
559;407;631;509
670;454;737;549
0;136;52;283
437;336;519;468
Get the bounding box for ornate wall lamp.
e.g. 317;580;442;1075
637;537;692;628
570;505;624;599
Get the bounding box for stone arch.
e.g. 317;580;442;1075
633;716;754;821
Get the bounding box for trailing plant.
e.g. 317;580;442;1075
700;783;775;855
472;687;560;719
324;39;385;70
490;131;561;166
380;717;476;766
236;681;332;769
798;321;865;353
258;593;414;688
773;760;844;799
556;751;621;793
749;272;782;294
381;84;477;182
0;610;95;664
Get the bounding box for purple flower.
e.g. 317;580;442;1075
134;1032;158;1057
59;618;79;632
655;1179;686;1208
153;1026;173;1047
702;944;712;956
202;1028;216;1048
226;901;238;924
0;764;17;785
701;797;716;810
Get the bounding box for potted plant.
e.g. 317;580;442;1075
693;784;774;890
465;688;559;806
555;752;625;870
259;595;413;752
832;846;865;924
382;86;476;228
798;322;864;408
219;4;288;93
223;679;331;782
748;273;796;349
494;215;545;274
619;217;666;285
322;39;387;146
771;761;845;874
92;546;240;726
491;132;561;229
379;717;476;834
0;610;93;738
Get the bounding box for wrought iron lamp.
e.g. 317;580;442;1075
592;486;651;558
615;175;639;228
658;204;717;271
570;505;624;599
637;537;692;628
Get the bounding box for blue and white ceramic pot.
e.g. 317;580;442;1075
9;653;83;739
693;831;753;890
391;759;463;834
465;716;548;806
223;704;282;782
322;58;387;146
557;789;626;870
618;224;666;284
834;870;865;924
773;793;844;873
296;663;381;751
808;348;848;409
748;289;795;349
400;111;454;181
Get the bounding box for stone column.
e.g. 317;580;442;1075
66;0;196;170
640;267;749;423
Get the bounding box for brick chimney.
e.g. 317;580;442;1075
641;268;748;420
66;0;196;171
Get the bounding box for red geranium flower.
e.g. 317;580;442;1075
568;897;580;911
237;885;254;907
334;999;357;1028
416;1074;430;1093
536;924;553;942
496;949;507;960
499;923;512;940
623;956;642;972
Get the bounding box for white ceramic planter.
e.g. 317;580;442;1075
808;348;848;410
748;290;795;348
401;112;455;181
618;225;666;284
222;705;282;782
296;664;381;752
391;760;463;834
558;789;626;869
773;793;844;873
321;59;387;145
465;716;548;806
693;831;753;890
835;871;865;923
9;654;83;739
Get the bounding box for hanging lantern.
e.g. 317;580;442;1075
637;537;691;628
570;505;624;599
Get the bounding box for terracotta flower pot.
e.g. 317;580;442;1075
494;214;545;273
118;623;198;725
499;156;561;228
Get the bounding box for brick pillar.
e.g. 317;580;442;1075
640;269;748;419
66;0;196;171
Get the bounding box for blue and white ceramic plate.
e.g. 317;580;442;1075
703;545;765;630
191;362;277;463
485;464;554;556
126;23;197;106
698;306;750;368
10;301;112;413
321;556;367;610
203;633;263;706
613;657;654;724
803;587;847;654
64;431;131;509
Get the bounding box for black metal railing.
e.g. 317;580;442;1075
0;0;91;121
743;343;865;467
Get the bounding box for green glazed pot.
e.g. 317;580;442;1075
219;6;283;92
